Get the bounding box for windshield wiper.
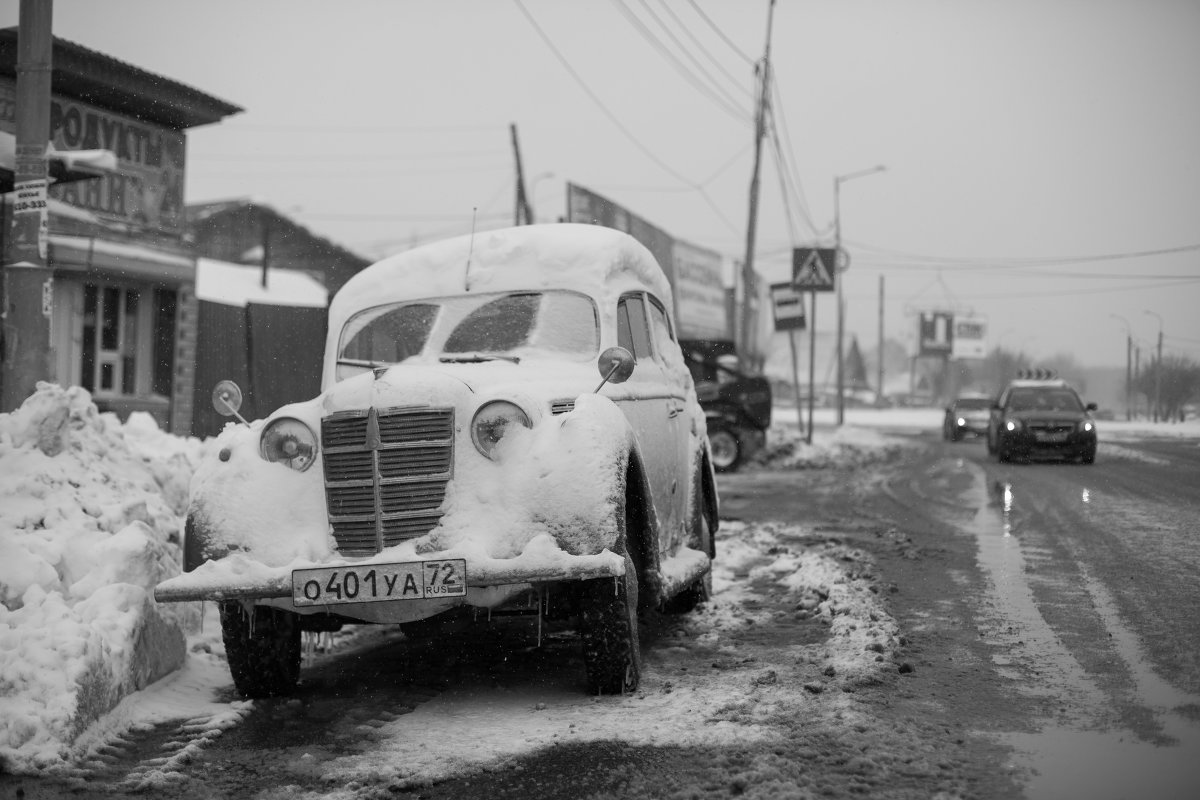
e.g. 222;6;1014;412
439;353;520;364
337;357;384;368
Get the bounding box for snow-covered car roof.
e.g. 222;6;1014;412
327;223;673;339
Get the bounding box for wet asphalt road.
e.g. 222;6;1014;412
893;432;1200;798
5;429;1199;799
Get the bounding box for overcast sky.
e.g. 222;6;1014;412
5;0;1197;369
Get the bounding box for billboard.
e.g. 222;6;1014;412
918;311;954;357
566;182;730;341
952;316;987;360
0;80;187;234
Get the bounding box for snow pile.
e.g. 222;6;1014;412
0;383;207;773
755;422;919;470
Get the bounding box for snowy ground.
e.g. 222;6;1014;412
1;384;1194;779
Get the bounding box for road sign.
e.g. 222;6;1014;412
769;282;806;331
792;248;836;292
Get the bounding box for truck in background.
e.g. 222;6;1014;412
567;183;772;471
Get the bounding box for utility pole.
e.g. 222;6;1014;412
510;123;532;226
876;275;884;406
739;0;775;364
1;0;55;412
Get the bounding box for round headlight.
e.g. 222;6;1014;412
1082;421;1094;432
259;417;318;472
1005;420;1019;432
471;400;531;459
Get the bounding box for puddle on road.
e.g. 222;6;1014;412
956;464;1200;800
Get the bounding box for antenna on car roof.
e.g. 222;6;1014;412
463;207;478;292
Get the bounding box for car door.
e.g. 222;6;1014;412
644;293;691;554
612;293;680;548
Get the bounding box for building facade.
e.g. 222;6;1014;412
0;29;242;433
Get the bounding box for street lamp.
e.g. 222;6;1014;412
834;165;886;425
1144;310;1163;422
1109;314;1132;420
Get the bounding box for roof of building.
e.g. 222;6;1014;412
186;199;370;267
0;29;242;129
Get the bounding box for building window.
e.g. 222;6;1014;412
79;280;169;400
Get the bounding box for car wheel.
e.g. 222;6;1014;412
219;601;301;699
662;514;713;615
708;425;743;473
578;548;641;695
997;439;1011;463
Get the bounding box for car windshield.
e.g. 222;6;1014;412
336;290;599;379
1007;388;1084;413
954;398;991;410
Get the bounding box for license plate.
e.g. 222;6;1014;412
1035;431;1068;443
292;559;467;607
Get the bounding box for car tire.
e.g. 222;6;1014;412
578;549;641;695
997;439;1012;463
708;425;743;473
219;602;301;699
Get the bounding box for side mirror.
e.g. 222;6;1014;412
1086;402;1098;412
212;380;250;425
595;346;635;392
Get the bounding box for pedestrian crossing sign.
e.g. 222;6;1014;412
792;248;836;291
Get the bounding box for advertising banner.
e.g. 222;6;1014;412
567;182;731;340
671;240;728;339
0;80;187;234
952;316;987;360
918;311;954;357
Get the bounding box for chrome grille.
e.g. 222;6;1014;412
322;407;454;556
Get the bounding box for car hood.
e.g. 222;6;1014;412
1007;410;1088;424
317;360;603;418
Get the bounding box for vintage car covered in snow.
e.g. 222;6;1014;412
155;223;718;698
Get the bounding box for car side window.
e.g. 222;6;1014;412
646;296;683;372
616;294;654;361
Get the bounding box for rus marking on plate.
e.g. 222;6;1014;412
292;559;466;607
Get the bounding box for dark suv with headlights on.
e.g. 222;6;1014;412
987;378;1098;463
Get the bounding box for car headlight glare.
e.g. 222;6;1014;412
957;416;967;427
1082;421;1094;433
259;417;318;472
1005;420;1019;432
471;400;531;459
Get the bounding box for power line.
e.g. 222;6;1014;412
653;0;755;102
629;0;754;118
686;0;756;65
848;239;1200;268
511;0;741;236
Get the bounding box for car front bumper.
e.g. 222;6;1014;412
154;547;626;605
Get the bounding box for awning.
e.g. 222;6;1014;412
48;234;196;284
0;131;118;193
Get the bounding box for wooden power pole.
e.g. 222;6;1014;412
1;0;55;412
510;123;533;226
739;0;775;366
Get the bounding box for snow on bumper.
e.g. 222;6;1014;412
154;534;625;603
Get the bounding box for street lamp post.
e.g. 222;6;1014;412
1109;314;1132;420
1144;310;1163;422
833;165;886;425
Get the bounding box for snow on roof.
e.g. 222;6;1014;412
195;258;328;309
328;224;672;330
